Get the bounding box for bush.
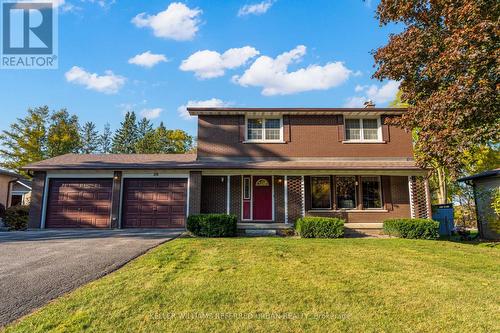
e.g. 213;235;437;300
383;218;439;239
0;203;5;220
187;214;237;237
4;205;30;230
295;217;344;238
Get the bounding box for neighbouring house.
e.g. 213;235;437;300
0;168;32;209
458;169;500;240
23;106;432;233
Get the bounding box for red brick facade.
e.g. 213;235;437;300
197;115;414;159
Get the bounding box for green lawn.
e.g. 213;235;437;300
3;238;500;333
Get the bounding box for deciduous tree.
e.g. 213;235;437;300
47;109;81;157
373;0;499;175
0;106;49;175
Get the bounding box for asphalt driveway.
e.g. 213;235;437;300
0;229;182;327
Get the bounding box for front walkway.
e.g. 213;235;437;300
0;229;182;327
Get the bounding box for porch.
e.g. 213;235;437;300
188;172;432;228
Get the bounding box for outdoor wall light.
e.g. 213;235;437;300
221;177;225;183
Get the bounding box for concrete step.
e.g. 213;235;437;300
237;223;294;237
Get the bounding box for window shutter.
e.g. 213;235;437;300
238;116;245;142
381;116;390;142
337;115;344;142
283;115;291;142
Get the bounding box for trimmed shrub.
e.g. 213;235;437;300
295;217;344;238
0;203;5;220
383;218;439;239
4;205;30;230
187;214;237;237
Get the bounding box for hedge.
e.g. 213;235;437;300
187;214;237;237
4;205;30;230
383;218;439;239
295;217;344;238
0;203;5;220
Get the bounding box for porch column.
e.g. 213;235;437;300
226;175;230;214
424;177;432;218
188;171;202;215
284;175;288;224
301;176;305;217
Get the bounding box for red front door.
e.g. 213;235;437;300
252;176;273;221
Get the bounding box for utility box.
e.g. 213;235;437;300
432;204;454;236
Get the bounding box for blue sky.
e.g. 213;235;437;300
0;0;401;137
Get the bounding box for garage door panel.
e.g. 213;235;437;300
123;178;187;228
46;179;112;228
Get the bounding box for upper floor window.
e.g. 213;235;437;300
344;118;381;142
246;117;283;142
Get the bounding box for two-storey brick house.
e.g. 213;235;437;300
25;106;431;232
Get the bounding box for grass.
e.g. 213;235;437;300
3;238;500;333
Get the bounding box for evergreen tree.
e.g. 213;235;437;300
137;117;154;141
99;123;113;154
112;112;138;153
0;106;49;175
80;121;99;154
135;131;159;153
47;109;81;157
155;122;171;153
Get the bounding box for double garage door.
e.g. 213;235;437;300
45;178;187;228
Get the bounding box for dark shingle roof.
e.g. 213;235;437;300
457;169;500;182
187;107;407;116
23;154;423;171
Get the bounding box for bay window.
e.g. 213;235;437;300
246;117;282;142
344;118;381;142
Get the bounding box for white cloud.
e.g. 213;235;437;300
65;66;126;94
180;46;259;79
140;108;163;120
128;51;168;68
344;80;400;107
233;45;352;96
343;96;366;108
132;2;202;41
238;0;274;16
177;98;230;120
344;80;399;108
365;80;400;104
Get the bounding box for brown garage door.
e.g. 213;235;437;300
122;178;187;228
46;179;113;228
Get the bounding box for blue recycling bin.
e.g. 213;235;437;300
432;204;455;236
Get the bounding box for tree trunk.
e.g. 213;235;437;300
436;167;448;204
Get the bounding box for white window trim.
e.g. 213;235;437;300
244;116;284;143
243;177;251;200
344;117;383;143
310;175;332;210
241;176;253;221
360;175;383;210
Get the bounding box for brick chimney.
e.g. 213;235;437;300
364;100;375;108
